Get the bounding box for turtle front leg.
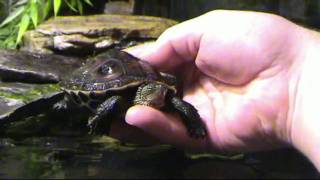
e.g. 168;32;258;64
170;96;207;138
134;83;207;138
88;96;126;135
134;83;168;108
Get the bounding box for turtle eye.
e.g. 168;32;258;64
97;60;122;79
99;63;115;75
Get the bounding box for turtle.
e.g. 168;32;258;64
1;50;207;138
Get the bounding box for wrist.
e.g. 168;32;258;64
289;27;320;171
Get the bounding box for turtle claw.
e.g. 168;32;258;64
87;116;110;135
87;117;97;135
187;123;207;139
170;96;207;139
87;96;124;136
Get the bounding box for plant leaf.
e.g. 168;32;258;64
30;1;38;27
54;0;62;16
0;6;25;27
76;0;83;14
64;0;78;12
70;0;77;7
16;14;30;44
83;0;93;6
41;0;52;21
13;0;29;7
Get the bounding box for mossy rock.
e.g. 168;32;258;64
21;15;177;55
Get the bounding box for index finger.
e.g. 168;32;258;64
124;17;203;71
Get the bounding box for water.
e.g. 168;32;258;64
0;136;318;178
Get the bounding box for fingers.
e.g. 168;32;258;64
125;17;204;71
125;105;209;150
126;10;297;85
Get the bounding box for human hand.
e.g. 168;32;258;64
122;10;320;169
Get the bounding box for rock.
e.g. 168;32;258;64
0;82;60;120
21;14;177;55
0;82;63;137
0;96;24;117
0;49;86;137
0;49;84;83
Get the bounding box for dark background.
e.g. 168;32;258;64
1;0;319;29
133;0;320;29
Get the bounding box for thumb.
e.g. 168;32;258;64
125;105;209;150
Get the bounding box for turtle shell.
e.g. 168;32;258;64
60;50;176;93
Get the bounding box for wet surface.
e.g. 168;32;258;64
0;49;84;83
0;136;318;179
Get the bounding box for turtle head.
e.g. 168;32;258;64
60;50;146;91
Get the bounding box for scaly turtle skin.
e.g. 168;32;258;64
1;50;207;138
58;50;207;138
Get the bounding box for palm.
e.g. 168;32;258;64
124;10;302;152
182;65;289;151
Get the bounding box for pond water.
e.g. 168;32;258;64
0;136;318;178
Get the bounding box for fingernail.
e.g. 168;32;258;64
125;42;158;59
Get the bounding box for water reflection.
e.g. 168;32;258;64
0;136;318;178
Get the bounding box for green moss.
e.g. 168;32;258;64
91;136;173;152
0;84;60;103
186;152;244;161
